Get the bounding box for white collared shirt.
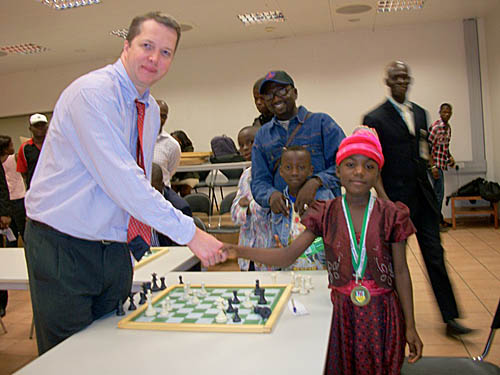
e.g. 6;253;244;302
388;96;415;135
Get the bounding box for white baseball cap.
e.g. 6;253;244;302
30;113;48;125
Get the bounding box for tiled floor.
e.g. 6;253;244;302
0;222;499;374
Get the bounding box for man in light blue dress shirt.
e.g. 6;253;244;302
23;12;226;355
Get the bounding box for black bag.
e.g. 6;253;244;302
479;180;500;202
446;177;484;206
456;177;484;196
210;135;239;157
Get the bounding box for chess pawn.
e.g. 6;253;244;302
242;290;253;309
290;271;295;285
300;275;309;295
186;281;192;295
292;274;301;293
158;299;170;318
271;272;277;284
305;275;314;291
200;282;208;296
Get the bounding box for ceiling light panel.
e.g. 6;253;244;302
0;43;49;55
377;0;425;13
237;11;285;26
37;0;101;10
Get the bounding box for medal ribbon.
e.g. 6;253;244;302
341;193;375;283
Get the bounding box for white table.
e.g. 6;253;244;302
15;271;332;375
0;247;199;291
176;161;250;173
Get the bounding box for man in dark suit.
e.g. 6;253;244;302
363;61;471;336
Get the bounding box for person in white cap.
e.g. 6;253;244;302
16;113;48;189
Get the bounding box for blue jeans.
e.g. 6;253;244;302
433;168;445;220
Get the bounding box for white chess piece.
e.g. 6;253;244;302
292;274;301;293
200;282;208;296
300;275;309;295
305;275;314;291
215;306;227;323
186;281;192;295
145;292;157;317
158;299;170;318
242;290;253;309
192;295;200;305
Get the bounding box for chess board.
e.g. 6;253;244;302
118;284;292;333
134;247;169;270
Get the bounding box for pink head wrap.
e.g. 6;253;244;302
336;126;384;169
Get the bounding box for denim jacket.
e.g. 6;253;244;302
272;186;334;270
251;105;345;209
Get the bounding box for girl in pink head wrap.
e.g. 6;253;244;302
223;127;423;375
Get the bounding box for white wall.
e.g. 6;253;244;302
484;4;500;182
1;20;473;161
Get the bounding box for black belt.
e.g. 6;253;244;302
28;219;120;245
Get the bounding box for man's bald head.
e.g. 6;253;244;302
156;99;169;132
385;60;412;104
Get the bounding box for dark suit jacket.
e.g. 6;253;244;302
363;99;438;215
157;186;193;246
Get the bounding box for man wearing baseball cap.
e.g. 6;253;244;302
251;70;345;217
17;113;49;189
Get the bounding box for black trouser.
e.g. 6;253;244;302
408;189;459;322
24;220;133;355
7;198;26;247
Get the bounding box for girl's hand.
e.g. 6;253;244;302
406;328;423;363
219;243;238;259
238;196;250;207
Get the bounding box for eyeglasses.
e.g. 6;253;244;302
261;86;292;102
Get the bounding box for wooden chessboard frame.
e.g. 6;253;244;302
134;247;169;270
118;283;292;333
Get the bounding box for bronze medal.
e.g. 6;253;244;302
350;284;371;307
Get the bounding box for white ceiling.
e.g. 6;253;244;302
1;0;498;75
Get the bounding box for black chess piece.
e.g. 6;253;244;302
116;299;125;316
128;293;137;311
139;292;147;305
232;290;240;304
258;307;272;320
258;288;267;305
233;308;241;323
179;275;184;284
142;282;148;294
254;279;261;296
151;273;161;292
226;299;235;313
160;276;167;290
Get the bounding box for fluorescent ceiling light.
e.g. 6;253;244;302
0;43;49;55
377;0;425;13
37;0;101;10
110;28;129;39
237;11;285;26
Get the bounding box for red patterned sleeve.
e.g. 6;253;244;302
301;200;328;237
384;201;416;243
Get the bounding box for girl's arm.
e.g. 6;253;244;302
222;229;316;268
392;241;423;364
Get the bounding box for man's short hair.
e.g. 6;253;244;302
280;145;311;164
126;11;182;52
440;103;452;111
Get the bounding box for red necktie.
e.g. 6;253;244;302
127;100;151;245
